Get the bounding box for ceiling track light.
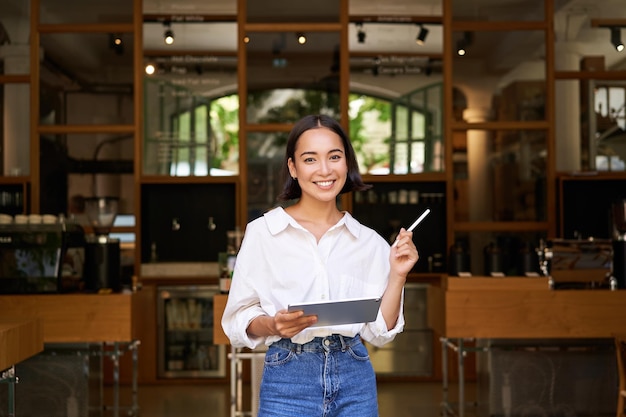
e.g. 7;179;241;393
163;22;174;45
145;63;156;75
457;31;472;56
109;33;124;55
296;32;306;45
611;27;624;52
356;22;366;44
416;24;429;46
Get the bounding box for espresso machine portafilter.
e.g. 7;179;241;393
612;199;626;289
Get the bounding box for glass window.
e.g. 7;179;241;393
40;0;133;24
246;131;286;221
453;30;546;124
245;31;341;120
554;5;626;74
452;0;544;21
38;132;134;217
453;129;548;223
350;0;442;16
1;83;30;176
247;88;340;124
40;32;135;125
143;78;239;176
580;80;626;171
247;0;340;23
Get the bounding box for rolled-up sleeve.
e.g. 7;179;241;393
221;300;265;349
359;289;405;347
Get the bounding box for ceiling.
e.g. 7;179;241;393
1;0;626;96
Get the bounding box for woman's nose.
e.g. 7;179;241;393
319;160;331;174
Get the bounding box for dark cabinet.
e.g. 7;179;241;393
351;181;447;273
0;183;28;215
558;175;626;239
141;183;236;262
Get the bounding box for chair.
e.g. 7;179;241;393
615;334;626;417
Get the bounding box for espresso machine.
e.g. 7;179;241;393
83;197;121;292
612;199;626;289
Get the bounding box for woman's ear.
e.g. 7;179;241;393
287;157;296;179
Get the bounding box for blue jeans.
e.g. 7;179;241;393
258;334;378;417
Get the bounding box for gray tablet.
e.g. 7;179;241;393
288;297;381;327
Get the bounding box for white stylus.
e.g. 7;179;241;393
391;208;431;247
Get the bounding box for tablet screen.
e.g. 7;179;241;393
288;297;381;327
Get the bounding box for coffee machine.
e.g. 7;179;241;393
612;199;626;289
83;197;121;292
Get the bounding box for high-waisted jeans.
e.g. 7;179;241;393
258;334;378;417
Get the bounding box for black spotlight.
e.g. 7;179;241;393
109;33;124;55
457;31;472;56
611;27;624;52
416;24;429;45
357;23;366;44
163;22;174;45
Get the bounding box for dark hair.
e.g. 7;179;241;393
277;114;372;201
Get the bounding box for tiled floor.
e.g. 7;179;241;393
110;381;475;417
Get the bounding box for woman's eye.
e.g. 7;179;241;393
330;154;342;160
304;157;315;163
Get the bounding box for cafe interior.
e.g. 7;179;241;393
1;0;626;416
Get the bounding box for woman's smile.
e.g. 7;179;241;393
315;180;335;188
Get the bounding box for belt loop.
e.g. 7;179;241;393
338;334;347;352
295;343;302;354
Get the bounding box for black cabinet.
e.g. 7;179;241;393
141;183;236;262
351;181;446;273
558;176;626;239
0;184;27;215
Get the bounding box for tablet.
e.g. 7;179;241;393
288;297;381;327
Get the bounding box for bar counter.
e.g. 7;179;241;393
0;293;139;415
429;276;626;338
428;276;626;417
0;293;135;343
0;319;44;416
0;319;43;371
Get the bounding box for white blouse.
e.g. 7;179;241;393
221;206;405;349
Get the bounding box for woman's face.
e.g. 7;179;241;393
287;127;348;203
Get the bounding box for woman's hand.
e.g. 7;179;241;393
273;309;318;338
247;309;317;339
389;228;419;279
380;228;419;330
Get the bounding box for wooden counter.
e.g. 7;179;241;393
213;294;229;345
429;276;626;339
0;294;135;343
0;319;43;370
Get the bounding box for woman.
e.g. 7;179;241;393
221;114;419;416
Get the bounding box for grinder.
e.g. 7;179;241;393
612;199;626;289
83;197;121;292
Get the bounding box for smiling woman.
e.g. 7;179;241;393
222;113;419;417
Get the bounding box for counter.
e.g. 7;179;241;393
428;276;626;338
0;293;135;343
428;277;626;417
0;319;44;416
213;294;229;345
0;294;139;416
0;319;43;370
